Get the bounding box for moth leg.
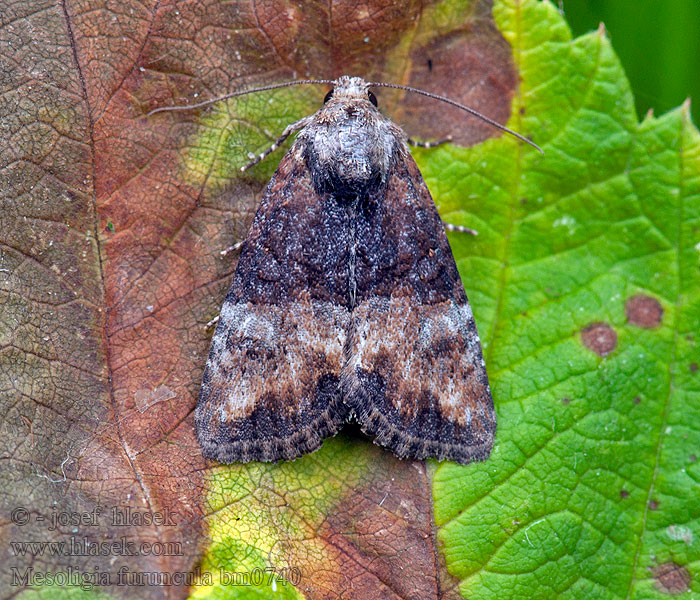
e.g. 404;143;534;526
206;238;246;330
442;220;478;236
220;239;245;257
407;136;475;234
407;135;453;149
241;115;313;172
206;238;247;330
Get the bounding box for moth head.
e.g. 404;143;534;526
324;76;378;107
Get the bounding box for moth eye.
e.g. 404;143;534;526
323;90;334;104
368;91;378;107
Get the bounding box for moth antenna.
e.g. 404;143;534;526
146;79;335;116
370;81;544;154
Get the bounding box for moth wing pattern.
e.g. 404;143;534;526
343;151;496;464
195;150;353;463
195;75;497;465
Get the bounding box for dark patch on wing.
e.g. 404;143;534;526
230;151;352;307
353;152;467;305
344;152;495;464
198;370;349;463
196;152;352;463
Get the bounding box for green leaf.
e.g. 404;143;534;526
426;1;700;598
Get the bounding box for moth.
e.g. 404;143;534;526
152;76;540;464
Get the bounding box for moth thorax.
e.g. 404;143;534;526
302;104;402;197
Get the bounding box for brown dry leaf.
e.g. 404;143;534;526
0;1;515;598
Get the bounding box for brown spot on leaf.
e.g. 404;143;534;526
561;397;570;405
649;499;660;510
581;322;617;356
620;489;629;498
634;396;641;404
626;294;663;328
652;562;691;595
690;363;698;373
381;0;517;147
